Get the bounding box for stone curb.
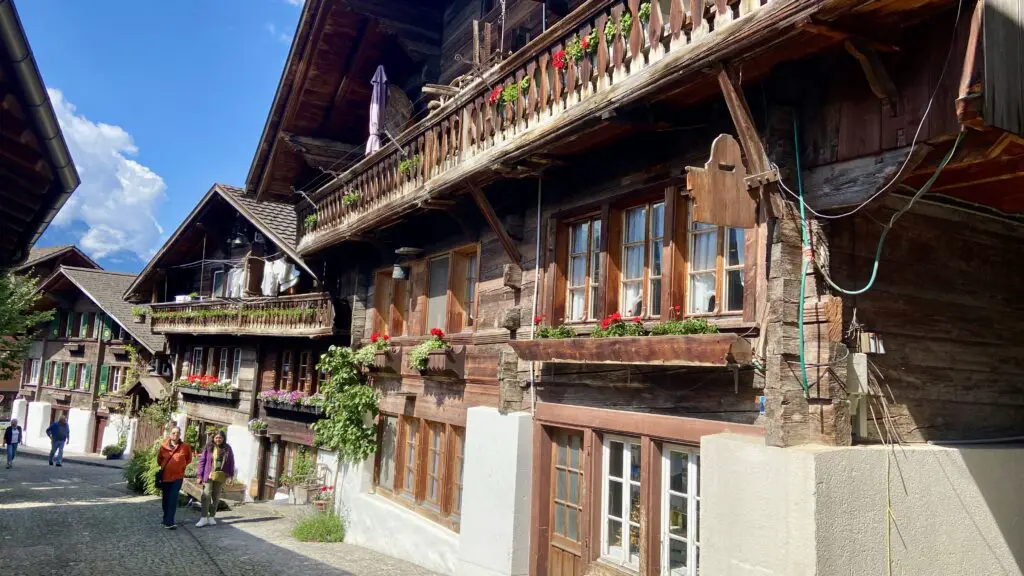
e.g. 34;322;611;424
16;449;125;470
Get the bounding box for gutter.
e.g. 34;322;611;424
0;0;80;251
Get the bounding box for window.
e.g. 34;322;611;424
111;366;123;393
449;247;479;332
688;215;746;315
190;347;203;376
218;348;229;382
232;349;243;387
81;364;92;391
83;312;94;339
402;417;420;497
212;270;225;297
377;415;399;492
621;202;664;317
227;267;244;297
463;252;478;327
552;430;585;545
206;346;217;375
29;358;41;385
373;270;393;336
602;436;642;568
280;351;293;390
298;351;311;392
426;256;450;333
567;218;602;322
375;414;465;530
93;313;103;340
662;446;700;576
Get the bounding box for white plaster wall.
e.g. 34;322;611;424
171;412;187;433
25;401;51;448
100;414;136;455
815;444;1024;576
457;407;534;576
317;449;339;487
66;408;94;453
701;434;820;576
11;398;27;434
701;434;1024;576
226;424;259;500
336;457;459;575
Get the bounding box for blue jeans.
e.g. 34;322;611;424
161;478;183;526
5;443;16;464
49;440;65;464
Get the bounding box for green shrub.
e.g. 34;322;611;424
293;512;345;543
101;444;123;457
123;440;163;495
648;317;720;336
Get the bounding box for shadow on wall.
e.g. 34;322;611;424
954;444;1024;573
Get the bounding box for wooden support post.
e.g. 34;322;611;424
845;39;899;117
468;184;522;264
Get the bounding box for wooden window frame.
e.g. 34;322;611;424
218;348;229;382
550;428;586;554
231;348;242;387
564;215;602;323
661;444;700;576
279;350;293;391
620;201;665;319
29;358;41;385
685;209;746;317
374;414;400;493
212;269;225;298
601;434;642;570
298;350;312;393
111;366;123;393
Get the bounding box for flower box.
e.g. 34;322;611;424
370;349;400;374
178;387;239;401
508;334;752;367
262;399;324;416
418;347;466;380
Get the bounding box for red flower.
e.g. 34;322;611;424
430;328;446;339
552;50;566;70
370;331;380;344
633;316;642;324
581;36;590;52
488;86;502;105
382;334;390;342
534;314;546;326
674;305;681;311
609;312;621;322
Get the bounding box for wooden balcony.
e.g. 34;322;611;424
150;292;334;337
297;0;783;255
509;334;752;367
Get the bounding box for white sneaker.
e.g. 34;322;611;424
195;517;209;527
207;518;217;526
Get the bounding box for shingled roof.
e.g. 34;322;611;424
41;266;166;354
124;183;314;300
15;245;99;272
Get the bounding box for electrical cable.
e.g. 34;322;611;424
794;116;811;398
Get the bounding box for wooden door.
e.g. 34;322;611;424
261;440;284;499
549;429;586;576
92;416;108;453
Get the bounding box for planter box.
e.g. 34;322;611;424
178;387;240;401
417;347;466;380
370;349;400;373
262;400;324;416
508;334;753;367
292;484;318;505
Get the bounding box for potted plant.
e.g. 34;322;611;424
342;190;359;206
353;331;392;372
131;306;147;324
248;418;268;437
282;450;318;504
409;328;451;372
101;443;125;460
312;485;334;512
304;214;318;231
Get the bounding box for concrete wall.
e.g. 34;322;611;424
227;424;259;500
25;401;51;448
336;456;460;575
457;408;533;576
66;407;94;453
99;414;137;456
701;434;1024;576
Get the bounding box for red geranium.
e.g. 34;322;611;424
382;334;390;342
488;86;502;105
633;316;642;323
580;36;590;52
430;328;446;339
534;314;546;326
552;50;567;71
370;331;380;343
601;312;622;330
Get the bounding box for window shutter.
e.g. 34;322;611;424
373;271;392;335
101;315;113;342
49;314;61;339
603;206;623;317
79;314;89;338
64;311;75;338
448;252;469;334
551;221;569;326
408;260;429;336
99;365;109;395
42;361;51;386
53;363;63;388
66;363;76;388
83;364;93;391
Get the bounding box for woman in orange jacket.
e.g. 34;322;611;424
157;426;193;529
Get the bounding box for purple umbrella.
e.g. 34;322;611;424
365;65;388;156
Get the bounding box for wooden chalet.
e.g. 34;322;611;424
0;0;80;268
248;0;1024;574
124;183;344;501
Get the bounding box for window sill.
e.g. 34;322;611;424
592;559;640;576
372;487;461;534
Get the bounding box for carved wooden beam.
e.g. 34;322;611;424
468;184;521;264
845;39;899;117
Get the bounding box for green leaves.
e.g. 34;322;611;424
407;336;450;371
312;345;379;463
0;272;54;380
537;324;577;339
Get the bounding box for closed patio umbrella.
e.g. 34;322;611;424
365;65;388;156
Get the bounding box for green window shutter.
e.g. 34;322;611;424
49;314;61;339
79;314;89;338
83;364;93;391
99;364;109;395
101;315;113;342
66;363;76;388
93;313;102;340
53;362;63;388
64;311;74;338
42;361;50;385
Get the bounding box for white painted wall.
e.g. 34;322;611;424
11;398;27;435
99;414;137;456
227;424;259;500
66;408;94;453
701;434;1024;576
336;456;460;575
457;407;534;576
25;401;51;448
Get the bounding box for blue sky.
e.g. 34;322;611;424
21;0;303;273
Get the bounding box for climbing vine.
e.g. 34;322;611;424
313;345;379;462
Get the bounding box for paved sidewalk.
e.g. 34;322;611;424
15;445;126;469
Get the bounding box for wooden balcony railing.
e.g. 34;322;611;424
150;292;334;337
298;0;778;254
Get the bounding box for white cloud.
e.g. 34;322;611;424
284;0;304;6
265;22;291;44
48;89;167;260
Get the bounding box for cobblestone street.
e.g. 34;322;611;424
0;457;439;576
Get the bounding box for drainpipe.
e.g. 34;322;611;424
530;176;542;416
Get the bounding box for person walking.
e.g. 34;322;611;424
156;426;193;529
4;418;23;468
46;416;70;466
195;429;235;527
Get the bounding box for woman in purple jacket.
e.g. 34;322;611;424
195;430;235;527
